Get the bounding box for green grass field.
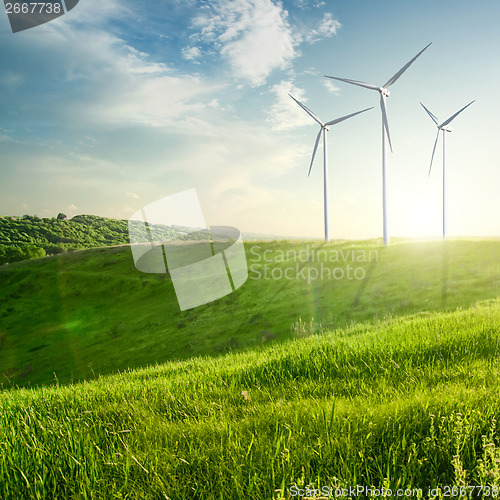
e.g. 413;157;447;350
1;238;500;498
1;238;499;388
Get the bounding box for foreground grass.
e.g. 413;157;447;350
2;299;500;498
1;238;499;388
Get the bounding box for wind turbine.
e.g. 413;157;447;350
289;94;372;242
325;43;432;245
421;100;474;239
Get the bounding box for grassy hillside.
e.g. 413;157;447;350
1;237;500;497
1;238;500;388
2;299;500;498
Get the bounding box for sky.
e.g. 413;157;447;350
0;0;499;240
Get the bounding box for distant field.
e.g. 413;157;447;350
1;238;499;388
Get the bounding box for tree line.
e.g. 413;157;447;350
0;214;192;265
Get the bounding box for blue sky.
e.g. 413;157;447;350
0;0;499;239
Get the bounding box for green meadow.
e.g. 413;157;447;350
1;237;500;498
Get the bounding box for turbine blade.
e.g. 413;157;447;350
289;94;323;126
324;107;373;127
420;102;439;125
439;100;475;128
428;128;440;176
308;129;323;177
380;94;393;153
383;42;432;88
324;76;379;91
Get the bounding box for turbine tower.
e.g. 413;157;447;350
325;43;432;245
289;94;372;242
421;100;474;238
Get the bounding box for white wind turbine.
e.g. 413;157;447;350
289;94;372;242
325;43;432;245
421;100;474;238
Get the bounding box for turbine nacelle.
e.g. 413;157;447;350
440;125;453;133
379;87;390;97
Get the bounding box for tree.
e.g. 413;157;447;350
57;213;67;220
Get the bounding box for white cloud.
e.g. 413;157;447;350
266;80;313;131
86;68;223;129
126;192;140;200
182;46;202;61
63;0;132;27
191;0;296;86
304;13;341;43
292;0;325;10
0;2;227;133
323;79;340;94
21;25;226;131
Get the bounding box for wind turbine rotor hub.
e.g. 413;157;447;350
380;87;390;97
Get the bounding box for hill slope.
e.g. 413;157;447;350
1;238;499;387
0;214;197;265
1;299;500;498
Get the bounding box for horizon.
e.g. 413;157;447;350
2;211;499;243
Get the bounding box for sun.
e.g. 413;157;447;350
408;203;438;238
